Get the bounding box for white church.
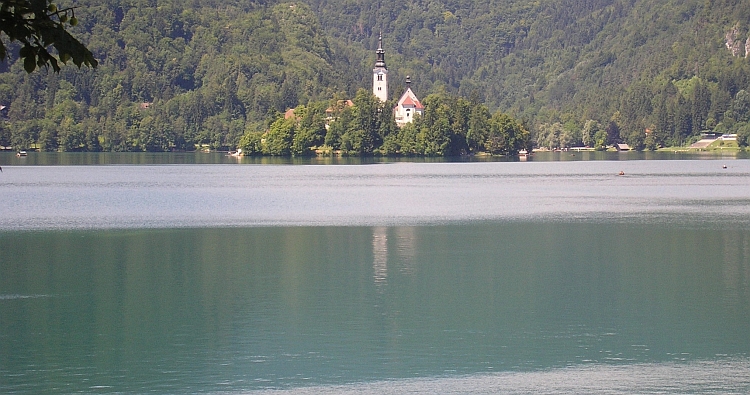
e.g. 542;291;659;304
372;33;424;127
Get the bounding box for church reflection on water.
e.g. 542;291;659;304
372;227;388;286
722;231;750;307
372;227;418;288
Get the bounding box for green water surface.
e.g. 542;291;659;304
1;223;749;393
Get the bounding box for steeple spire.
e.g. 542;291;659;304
372;31;388;102
375;32;386;68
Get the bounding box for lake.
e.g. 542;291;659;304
1;154;749;394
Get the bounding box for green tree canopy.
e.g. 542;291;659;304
0;0;97;72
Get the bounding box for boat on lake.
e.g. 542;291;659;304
16;151;27;157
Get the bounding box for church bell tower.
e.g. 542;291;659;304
372;32;388;102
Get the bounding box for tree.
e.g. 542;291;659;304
0;0;742;153
0;118;9;146
691;80;711;133
729;90;750;124
737;123;750;147
593;129;608;150
467;104;490;152
672;95;692;145
291;103;326;156
581;119;601;147
238;131;263;155
623;128;645;151
263;117;294;156
324;104;351;150
0;0;97;72
486;112;529;155
346;89;380;154
396;122;419;155
605;120;620;144
536;122;564;150
620;83;652;138
416;93;452;156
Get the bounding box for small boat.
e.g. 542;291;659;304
16;151;27;157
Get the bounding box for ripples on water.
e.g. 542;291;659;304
0;294;53;300
2;160;750;230
245;359;750;394
2;159;750;394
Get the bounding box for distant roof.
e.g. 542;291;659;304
325;99;354;114
397;88;424;109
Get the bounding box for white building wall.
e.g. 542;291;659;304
373;69;388;102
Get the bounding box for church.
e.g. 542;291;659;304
372;33;424;127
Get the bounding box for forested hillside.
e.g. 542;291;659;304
2;0;750;152
0;0;356;151
307;0;750;149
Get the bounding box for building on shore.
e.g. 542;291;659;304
372;33;423;127
393;76;424;127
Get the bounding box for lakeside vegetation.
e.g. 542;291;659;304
239;89;531;156
2;0;750;155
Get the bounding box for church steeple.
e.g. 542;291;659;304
375;32;386;68
372;32;389;102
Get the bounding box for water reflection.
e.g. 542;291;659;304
372;227;420;288
372;227;388;287
395;227;418;276
721;231;750;308
246;359;750;394
3;223;750;392
2;150;749;166
4;161;750;231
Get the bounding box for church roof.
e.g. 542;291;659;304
397;88;424;110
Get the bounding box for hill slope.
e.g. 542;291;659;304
307;0;750;148
1;1;353;151
1;0;750;151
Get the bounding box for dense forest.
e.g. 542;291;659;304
1;0;750;154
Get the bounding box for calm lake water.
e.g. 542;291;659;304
1;154;750;394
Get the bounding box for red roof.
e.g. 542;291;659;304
402;96;416;106
398;89;424;109
325;99;354;114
